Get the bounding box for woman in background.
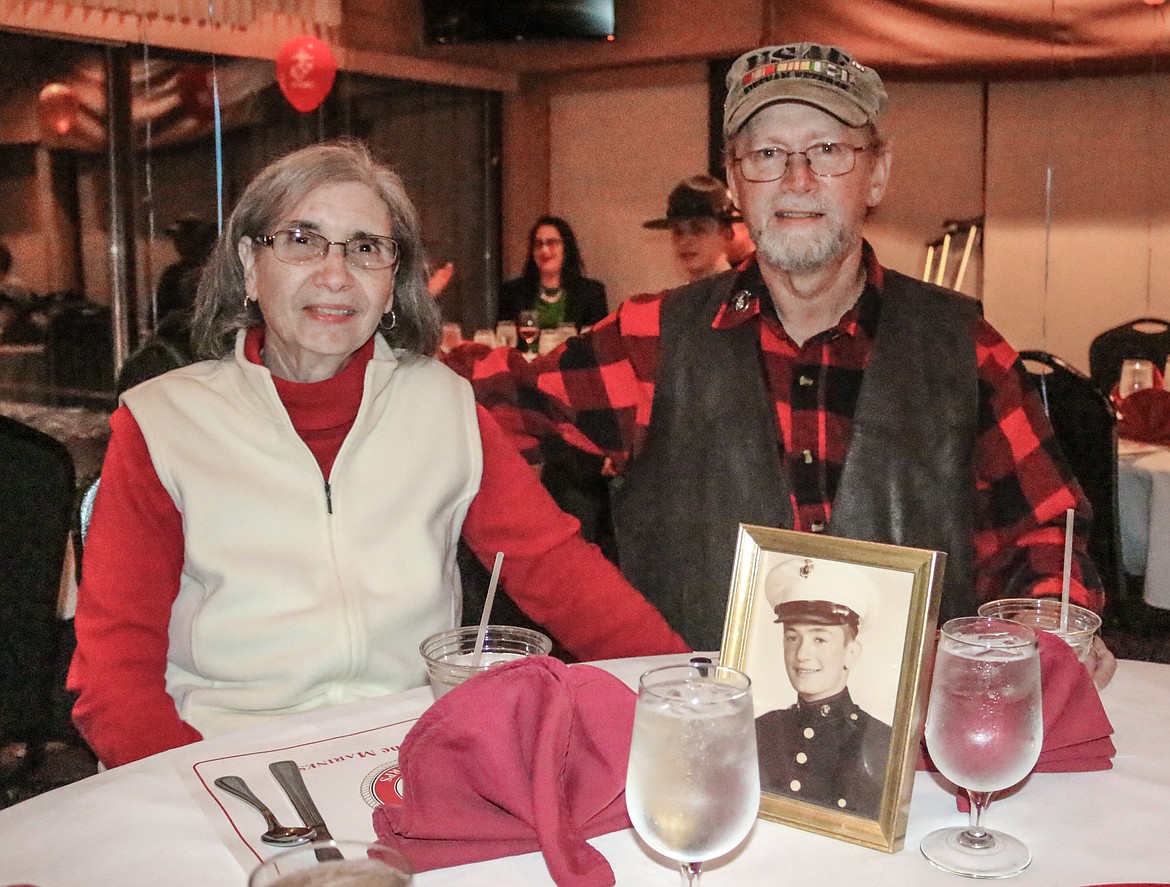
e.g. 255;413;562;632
497;216;607;331
69;142;686;768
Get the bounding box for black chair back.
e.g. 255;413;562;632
1019;351;1123;609
1088;317;1170;395
0;415;75;793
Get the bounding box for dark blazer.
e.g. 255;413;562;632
497;276;609;329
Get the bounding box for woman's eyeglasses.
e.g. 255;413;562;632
254;228;399;271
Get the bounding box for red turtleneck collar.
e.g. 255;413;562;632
243;327;375;478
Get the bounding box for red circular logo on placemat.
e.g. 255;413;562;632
361;762;405;808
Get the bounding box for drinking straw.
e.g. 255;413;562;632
1060;508;1074;634
471;551;504;667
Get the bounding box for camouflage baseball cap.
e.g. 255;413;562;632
723;43;887;137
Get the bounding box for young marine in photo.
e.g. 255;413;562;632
755;557;891;819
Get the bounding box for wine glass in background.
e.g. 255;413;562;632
516;310;541;356
626;663;759;886
920;617;1043;878
1118;358;1155;398
438;322;464;355
495;319;518;349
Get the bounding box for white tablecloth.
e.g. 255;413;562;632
1;656;1167;887
1118;442;1170;609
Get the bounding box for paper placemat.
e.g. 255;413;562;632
178;717;418;873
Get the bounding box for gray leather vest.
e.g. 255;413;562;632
612;268;980;650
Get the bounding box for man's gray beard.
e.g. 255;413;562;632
753;224;860;275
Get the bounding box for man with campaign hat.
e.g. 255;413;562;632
643;174;739;283
460;42;1114;688
754;556;891;818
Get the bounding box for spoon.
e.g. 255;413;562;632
214;775;317;846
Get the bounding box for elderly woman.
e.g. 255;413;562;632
69;142;687;768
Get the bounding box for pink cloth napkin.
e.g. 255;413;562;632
919;629;1116;777
372;656;635;887
1113;385;1170;445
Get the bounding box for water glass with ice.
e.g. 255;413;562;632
977;597;1100;664
919;616;1043;878
248;839;412;886
419;624;551;700
625;663;759;886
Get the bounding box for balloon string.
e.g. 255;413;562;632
1042;164;1051;346
141;37;157;327
211;57;224;234
208;0;223;233
1041;0;1056;348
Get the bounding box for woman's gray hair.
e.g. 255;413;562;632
191;140;441;359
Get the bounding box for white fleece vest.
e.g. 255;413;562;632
122;332;482;739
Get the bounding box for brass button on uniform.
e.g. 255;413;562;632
795;752;808;764
803;727;815;739
790;780;802;793
837;798;847;808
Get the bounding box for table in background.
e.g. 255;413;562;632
0;399;111;481
1118;441;1170;610
0;344;47;398
0;656;1165;887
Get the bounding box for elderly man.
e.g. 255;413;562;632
461;42;1114;686
755;557;891;819
643;175;737;283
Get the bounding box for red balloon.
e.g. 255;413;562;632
275;36;337;113
38;82;80;137
177;65;216;123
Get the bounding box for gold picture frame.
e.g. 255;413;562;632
719;524;944;853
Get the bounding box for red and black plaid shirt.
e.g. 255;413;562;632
460;245;1104;612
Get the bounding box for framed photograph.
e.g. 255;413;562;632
719;524;944;853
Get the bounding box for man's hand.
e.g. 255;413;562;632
1086;635;1117;689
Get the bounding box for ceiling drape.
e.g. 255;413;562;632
71;0;340;29
765;0;1170;78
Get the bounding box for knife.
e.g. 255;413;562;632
269;760;344;862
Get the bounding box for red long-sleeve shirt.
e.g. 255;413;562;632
69;332;687;767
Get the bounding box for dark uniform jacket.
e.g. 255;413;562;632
611;267;982;650
755;688;892;819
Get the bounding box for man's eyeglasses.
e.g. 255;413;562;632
254;228;399;271
733;142;872;183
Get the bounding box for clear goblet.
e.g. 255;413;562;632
248;839;412;886
625;663;759;886
920;617;1043;878
1119;358;1155;397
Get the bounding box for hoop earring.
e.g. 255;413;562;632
383;308;397;331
